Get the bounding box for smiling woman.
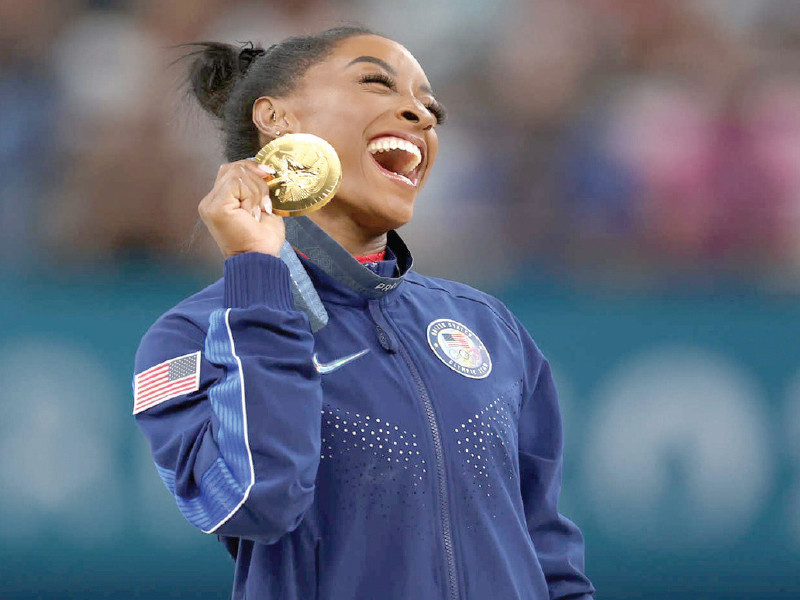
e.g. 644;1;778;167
133;26;595;600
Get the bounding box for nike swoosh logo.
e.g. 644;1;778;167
313;349;370;374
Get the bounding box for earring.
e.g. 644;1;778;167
271;112;276;122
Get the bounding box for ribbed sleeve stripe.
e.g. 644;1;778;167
155;458;244;533
204;308;255;532
151;308;256;533
224;252;294;310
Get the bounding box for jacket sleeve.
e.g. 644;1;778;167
133;252;322;544
514;317;596;599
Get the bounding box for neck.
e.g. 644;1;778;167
308;209;388;257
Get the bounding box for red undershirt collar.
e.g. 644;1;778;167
354;250;386;264
295;248;386;264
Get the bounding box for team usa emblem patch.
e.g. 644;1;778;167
427;319;492;379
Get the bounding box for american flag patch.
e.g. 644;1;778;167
133;352;201;415
442;332;472;349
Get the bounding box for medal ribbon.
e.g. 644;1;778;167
278;217;413;332
285;216;411;300
279;240;329;333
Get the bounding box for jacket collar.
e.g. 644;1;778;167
284;216;412;300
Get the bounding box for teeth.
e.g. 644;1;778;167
367;136;422;174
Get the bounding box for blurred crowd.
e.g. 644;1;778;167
4;0;800;289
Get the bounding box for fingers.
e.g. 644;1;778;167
245;163;275;212
261;193;273;215
199;159;286;258
216;160;273;187
211;162;272;215
231;172;263;212
244;164;275;215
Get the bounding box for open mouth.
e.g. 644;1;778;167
367;135;424;187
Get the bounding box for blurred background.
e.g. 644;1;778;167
1;0;799;598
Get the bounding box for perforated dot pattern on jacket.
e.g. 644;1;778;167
320;405;427;484
453;384;522;499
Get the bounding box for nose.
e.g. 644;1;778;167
396;99;436;130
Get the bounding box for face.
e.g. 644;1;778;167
257;35;443;234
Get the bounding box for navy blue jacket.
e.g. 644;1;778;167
133;217;595;600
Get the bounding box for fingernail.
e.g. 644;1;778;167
262;195;273;214
257;164;276;175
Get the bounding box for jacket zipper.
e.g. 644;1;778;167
367;300;460;600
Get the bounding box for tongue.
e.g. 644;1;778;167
372;148;411;175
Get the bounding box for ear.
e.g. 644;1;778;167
253;96;298;140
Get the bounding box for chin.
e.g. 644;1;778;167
331;184;414;231
368;196;416;231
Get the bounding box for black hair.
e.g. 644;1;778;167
186;26;376;161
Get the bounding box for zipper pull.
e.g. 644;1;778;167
367;299;397;353
375;325;396;352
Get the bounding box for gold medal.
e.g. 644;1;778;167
253;133;342;216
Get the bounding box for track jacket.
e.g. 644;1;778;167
133;217;595;600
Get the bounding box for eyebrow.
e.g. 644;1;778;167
346;56;397;76
346;56;436;96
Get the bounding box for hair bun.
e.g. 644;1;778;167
238;45;266;73
184;27;375;161
187;42;264;120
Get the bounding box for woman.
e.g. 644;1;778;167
133;26;595;600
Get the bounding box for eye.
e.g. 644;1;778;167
425;101;447;126
359;72;447;126
359;72;396;89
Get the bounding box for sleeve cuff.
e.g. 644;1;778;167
224;252;295;310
